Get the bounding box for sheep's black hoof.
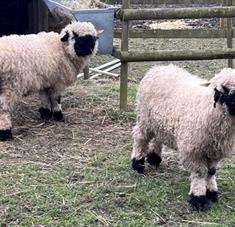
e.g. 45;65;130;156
189;194;207;211
147;152;162;168
132;157;145;174
208;167;216;176
0;129;13;141
39;107;52;120
206;190;218;203
53;111;64;121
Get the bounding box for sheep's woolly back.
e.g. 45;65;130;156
136;64;235;173
0;22;97;97
0;32;64;79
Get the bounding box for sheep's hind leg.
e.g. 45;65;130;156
189;171;208;211
0;112;12;141
146;138;162;168
131;125;151;173
39;90;53;121
0;89;19;140
206;166;218;203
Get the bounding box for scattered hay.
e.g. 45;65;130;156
62;0;109;9
147;19;192;30
0;78;131;166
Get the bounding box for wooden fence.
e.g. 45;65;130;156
112;0;235;110
105;0;223;4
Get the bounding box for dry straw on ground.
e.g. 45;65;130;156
62;0;109;9
0;81;131;167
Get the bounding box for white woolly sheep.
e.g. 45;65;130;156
132;64;235;211
0;21;99;141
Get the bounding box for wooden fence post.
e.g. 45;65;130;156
225;0;234;68
120;0;130;110
83;66;90;80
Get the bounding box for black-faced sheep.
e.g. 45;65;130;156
132;64;235;211
0;21;99;141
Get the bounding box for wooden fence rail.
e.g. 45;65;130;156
113;48;235;62
114;29;231;39
117;7;235;20
115;0;235;110
106;0;224;5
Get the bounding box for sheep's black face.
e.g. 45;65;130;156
223;90;235;116
73;32;98;57
214;86;235;116
61;31;98;57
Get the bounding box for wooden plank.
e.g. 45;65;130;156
39;0;49;32
38;0;42;32
28;0;34;33
114;29;229;39
0;0;31;35
117;7;235;20
32;0;39;33
226;0;233;67
120;0;130;110
113;48;235;62
0;0;17;35
83;66;90;80
105;0;222;4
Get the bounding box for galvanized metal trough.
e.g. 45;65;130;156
44;0;116;55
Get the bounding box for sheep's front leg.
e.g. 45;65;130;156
39;90;53;121
189;172;208;211
39;90;63;121
206;166;218;202
50;93;64;121
147;138;162;168
131;125;151;173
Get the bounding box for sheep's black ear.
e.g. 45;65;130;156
214;88;222;108
72;31;79;38
61;31;70;42
222;85;229;94
93;36;99;41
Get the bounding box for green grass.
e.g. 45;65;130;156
1;155;234;226
1;38;235;226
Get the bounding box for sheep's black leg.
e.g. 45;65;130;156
147;153;162;168
0;87;18;140
39;90;53;121
53;110;64;121
206;167;218;202
131;125;151;174
50;95;64;121
189;194;207;211
206;190;218;202
52;96;63;121
0;128;12;141
39;107;52;121
189;172;208;211
132;157;145;173
0;112;13;141
147;140;162;168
